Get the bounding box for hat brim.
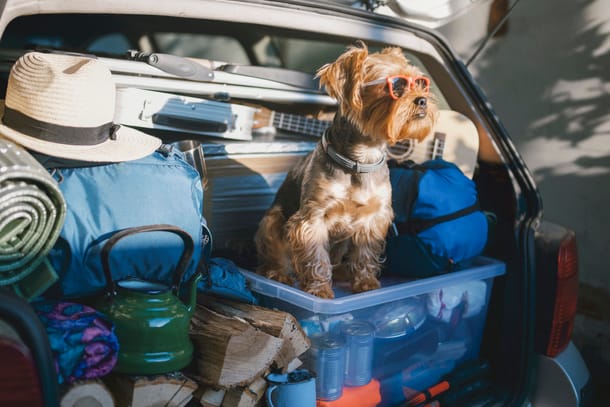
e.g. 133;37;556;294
0;100;161;164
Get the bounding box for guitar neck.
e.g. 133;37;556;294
253;106;331;138
412;132;446;162
271;111;331;137
388;133;446;163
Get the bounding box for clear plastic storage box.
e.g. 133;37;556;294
240;256;506;406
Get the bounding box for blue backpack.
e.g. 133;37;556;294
385;159;488;277
44;146;211;299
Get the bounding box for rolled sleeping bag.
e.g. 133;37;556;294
0;138;66;298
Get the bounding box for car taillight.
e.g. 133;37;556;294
0;336;44;407
535;226;579;358
546;233;579;356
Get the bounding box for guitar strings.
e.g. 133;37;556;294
387;139;445;163
273;112;331;136
268;112;449;165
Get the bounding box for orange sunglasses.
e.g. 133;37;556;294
362;75;430;100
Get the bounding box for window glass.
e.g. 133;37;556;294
0;34;65;50
153;33;250;64
88;33;132;54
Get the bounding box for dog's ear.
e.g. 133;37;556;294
380;46;406;59
316;41;368;114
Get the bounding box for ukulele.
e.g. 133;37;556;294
116;88;479;176
252;108;479;178
387;110;479;179
116;87;333;141
251;106;332;138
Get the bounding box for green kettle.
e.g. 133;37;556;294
96;224;202;375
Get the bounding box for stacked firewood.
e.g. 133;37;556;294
57;298;309;407
59;373;199;407
189;297;311;407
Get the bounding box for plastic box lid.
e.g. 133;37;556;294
240;256;506;315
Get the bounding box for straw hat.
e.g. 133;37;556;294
0;52;161;162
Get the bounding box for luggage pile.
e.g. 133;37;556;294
0;50;501;407
0;51;217;405
0;49;320;407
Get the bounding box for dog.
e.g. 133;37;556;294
254;41;437;298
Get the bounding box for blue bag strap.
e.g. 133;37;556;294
394;201;481;235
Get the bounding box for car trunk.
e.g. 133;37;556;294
0;0;542;405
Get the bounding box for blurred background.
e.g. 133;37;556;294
431;0;610;402
373;0;609;401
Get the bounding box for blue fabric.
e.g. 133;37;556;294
387;159;488;277
198;257;257;304
46;148;208;298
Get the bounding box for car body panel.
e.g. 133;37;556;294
0;1;591;405
532;342;591;406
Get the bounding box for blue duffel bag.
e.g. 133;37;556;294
43;145;211;299
385;158;489;277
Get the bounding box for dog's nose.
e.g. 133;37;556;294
414;97;427;107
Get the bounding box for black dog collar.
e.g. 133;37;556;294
321;130;386;173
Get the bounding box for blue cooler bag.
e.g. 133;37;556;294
385;159;488;277
45;146;211;299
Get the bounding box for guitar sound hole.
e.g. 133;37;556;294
387;140;415;162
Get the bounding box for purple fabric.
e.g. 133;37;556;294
32;300;119;384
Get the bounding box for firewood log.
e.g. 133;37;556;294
60;380;115;407
194;387;226;407
190;305;283;388
201;298;310;371
103;372;198;407
284;358;303;372
222;376;267;407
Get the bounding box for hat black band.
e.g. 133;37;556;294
2;106;119;146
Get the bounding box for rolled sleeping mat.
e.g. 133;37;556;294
0;138;66;299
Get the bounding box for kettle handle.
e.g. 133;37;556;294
101;224;195;296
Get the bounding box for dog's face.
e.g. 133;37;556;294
316;42;437;144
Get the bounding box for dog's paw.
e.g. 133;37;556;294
307;285;335;299
265;270;295;286
351;277;381;293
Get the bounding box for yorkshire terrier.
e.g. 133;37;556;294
254;41;437;298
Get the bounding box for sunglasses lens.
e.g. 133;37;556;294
390;77;408;98
414;78;429;92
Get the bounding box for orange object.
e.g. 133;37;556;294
316;379;381;407
405;380;450;406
